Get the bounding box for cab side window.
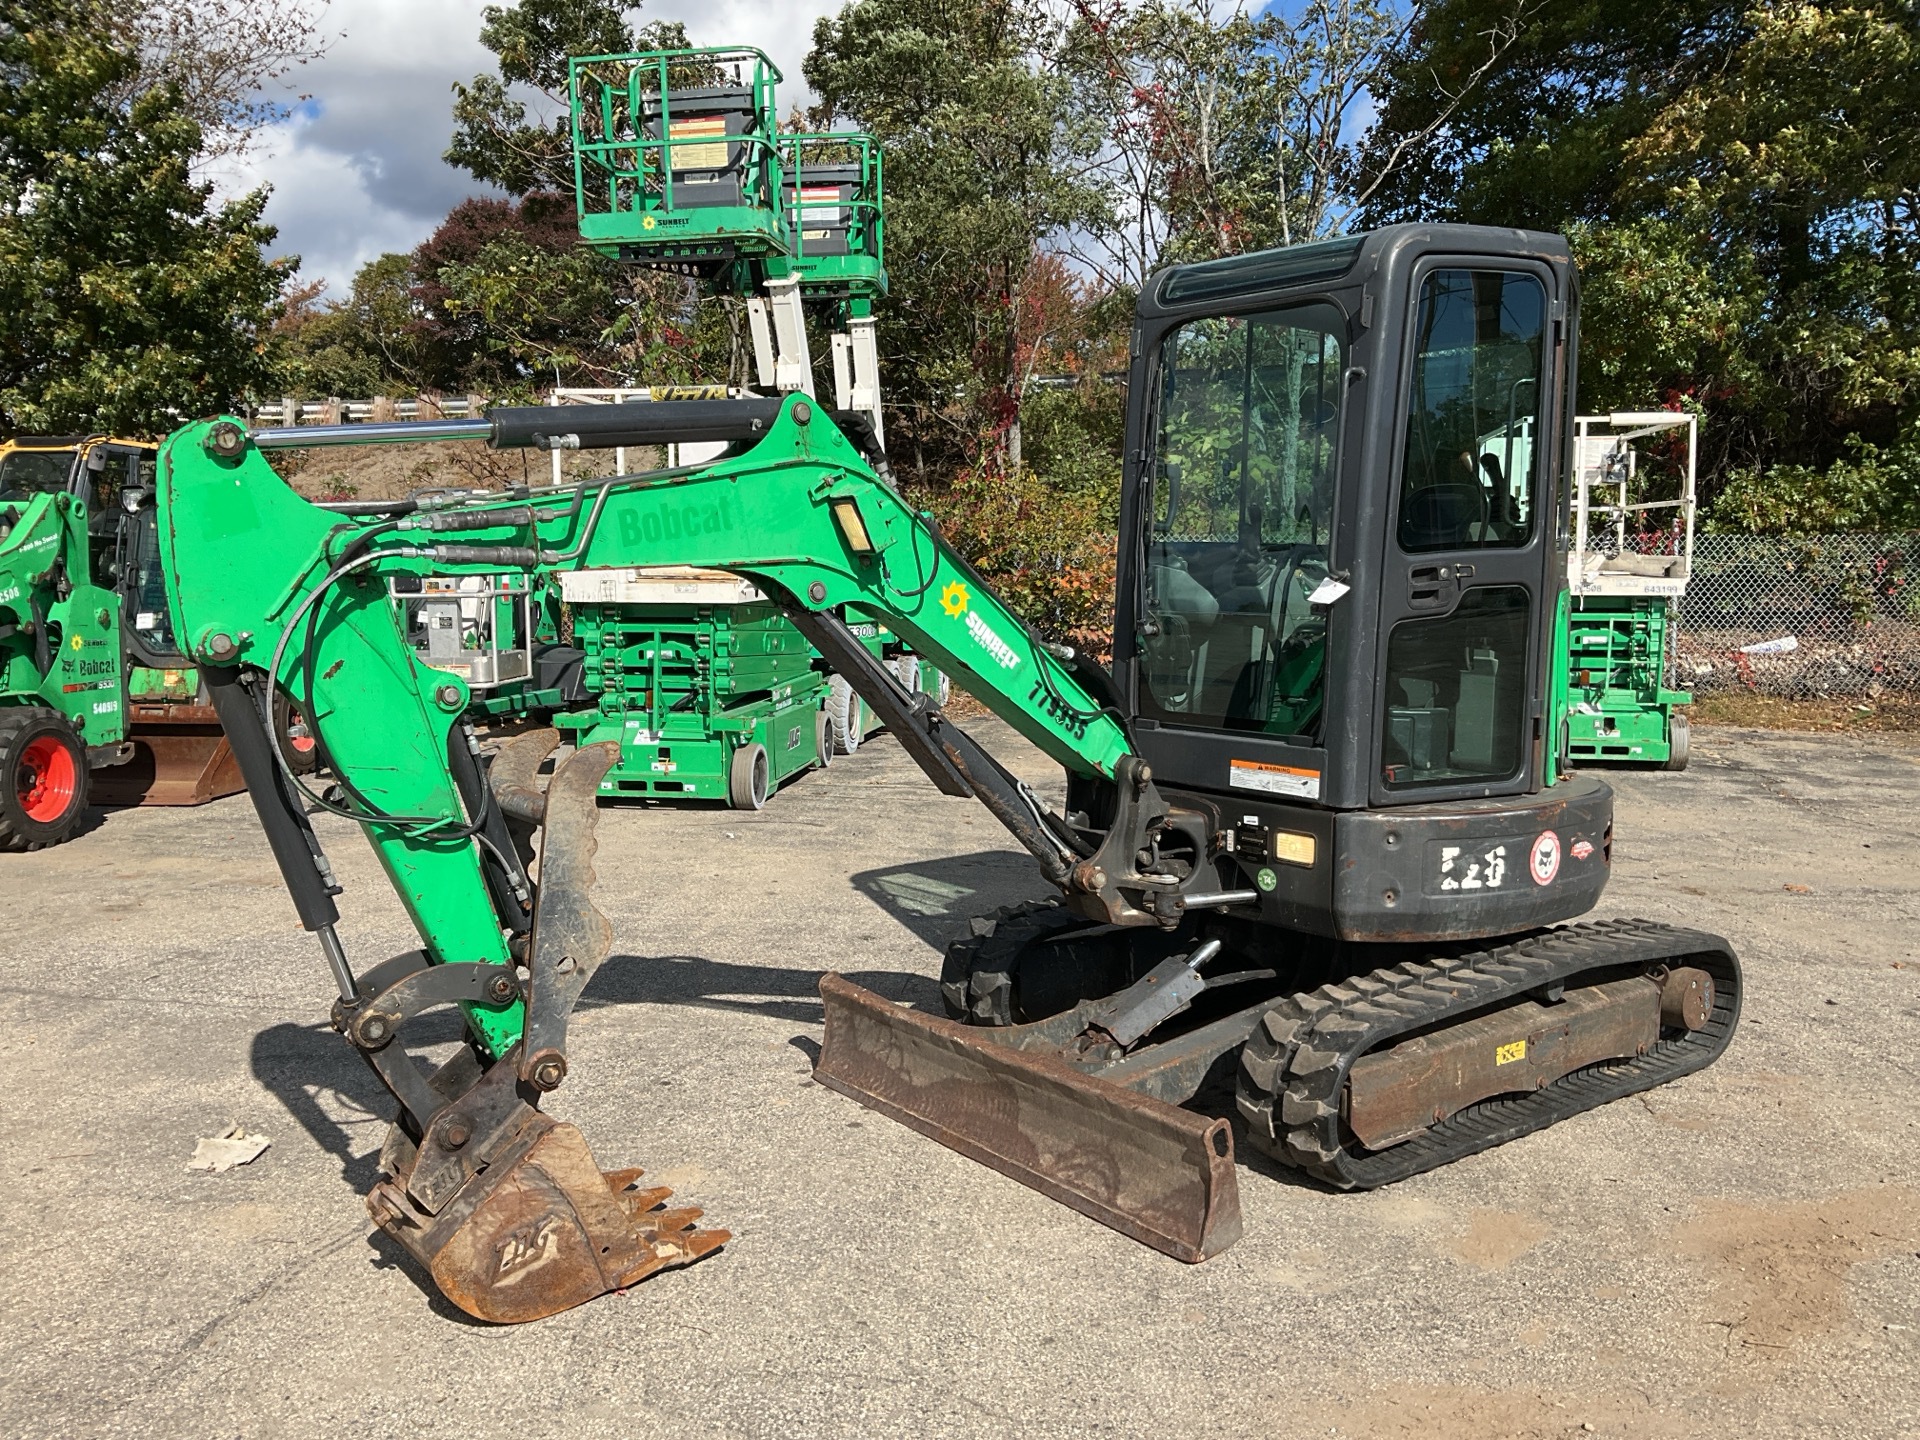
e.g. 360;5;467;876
1397;271;1545;553
1142;306;1343;739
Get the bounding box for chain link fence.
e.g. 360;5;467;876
1640;532;1920;699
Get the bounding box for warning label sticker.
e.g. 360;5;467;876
798;185;844;222
1228;759;1321;800
668;116;728;170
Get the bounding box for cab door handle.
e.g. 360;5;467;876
1407;563;1462;611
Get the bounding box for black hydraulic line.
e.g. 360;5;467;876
783;606;1081;884
204;665;343;936
447;726;531;938
246;398;786;455
28;579;51;675
785;606;971;796
826;409;889;476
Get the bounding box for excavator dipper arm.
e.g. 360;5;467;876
155;397;1222;1320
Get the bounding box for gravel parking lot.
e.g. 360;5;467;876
3;719;1916;1440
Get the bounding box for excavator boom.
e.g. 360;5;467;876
156;396;1217;1318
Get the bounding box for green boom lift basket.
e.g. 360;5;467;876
570;46;790;283
780;133;887;306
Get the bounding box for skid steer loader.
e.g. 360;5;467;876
0;436;313;849
152;223;1738;1322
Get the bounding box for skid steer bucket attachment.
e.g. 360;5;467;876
815;974;1242;1261
354;740;728;1322
91;706;244;806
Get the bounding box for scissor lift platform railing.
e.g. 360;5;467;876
1565;412;1699;767
780;133;887;304
570;47;789;281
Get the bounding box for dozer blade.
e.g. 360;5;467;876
815;973;1241;1262
369;1115;727;1324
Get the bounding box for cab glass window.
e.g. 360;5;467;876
121;507;182;657
0;450;74;501
1380;584;1530;789
1397;270;1545;552
1141;305;1341;739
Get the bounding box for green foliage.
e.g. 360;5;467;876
807;0;1107;475
1709;440;1920;535
268;256;421;398
447;0;689;198
915;462;1117;650
1060;0;1413;274
1366;0;1920;525
0;0;287;435
266;191;735;401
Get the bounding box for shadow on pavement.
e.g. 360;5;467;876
249;1018;426;1194
249;953;941;1188
582;950;941;1021
849;848;1052;950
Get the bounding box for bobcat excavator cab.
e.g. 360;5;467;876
154;222;1739;1323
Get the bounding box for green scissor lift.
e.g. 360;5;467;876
1564;412;1699;770
534;45;911;805
782;131;888;446
395;563;945;811
546;569;944;809
570;46;788;293
554;567;828;808
568;45;890;438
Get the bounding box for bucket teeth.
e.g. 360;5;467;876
375;1119;729;1323
615;1183;679;1215
641;1205;708;1235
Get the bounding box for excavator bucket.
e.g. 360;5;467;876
357;737;729;1322
815;974;1242;1262
369;1114;727;1324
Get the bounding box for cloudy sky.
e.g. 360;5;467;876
222;0;844;296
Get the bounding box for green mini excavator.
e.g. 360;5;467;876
153;221;1739;1323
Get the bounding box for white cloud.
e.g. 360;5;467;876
648;0;844;100
221;0;848;296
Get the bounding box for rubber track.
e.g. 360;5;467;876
1236;918;1741;1189
939;898;1086;1024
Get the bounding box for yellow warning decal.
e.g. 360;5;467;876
668;115;728;169
1495;1039;1528;1066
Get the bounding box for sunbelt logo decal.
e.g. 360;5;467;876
938;580;1018;670
967;612;1019;670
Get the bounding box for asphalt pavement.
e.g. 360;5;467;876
2;719;1916;1439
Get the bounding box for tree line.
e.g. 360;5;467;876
3;0;1915;541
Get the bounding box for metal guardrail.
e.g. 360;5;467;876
247;396;490;426
1631;531;1920;700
